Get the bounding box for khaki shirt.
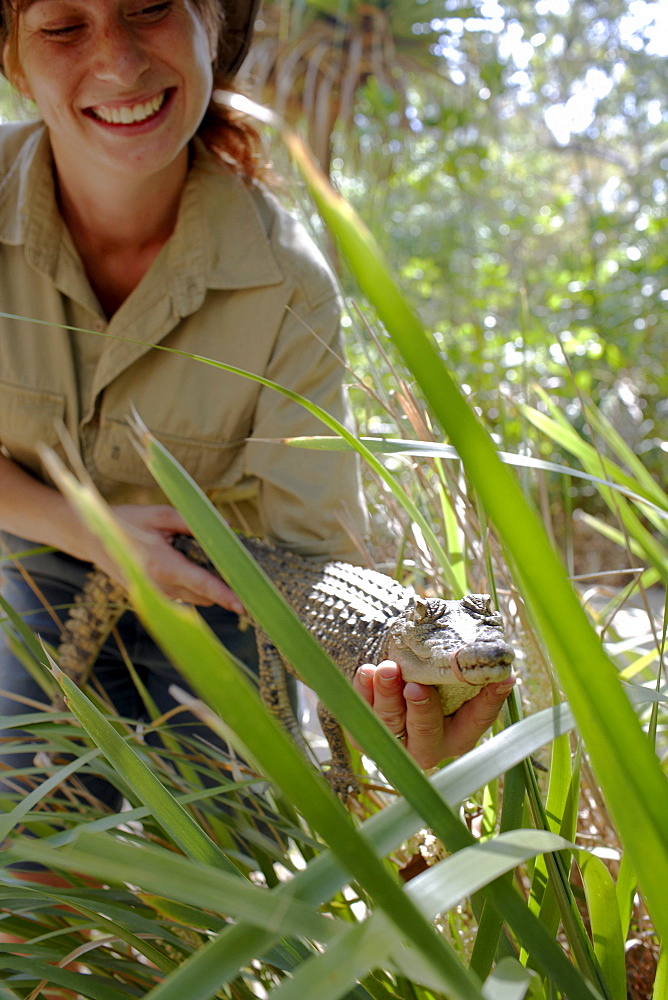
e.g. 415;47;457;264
0;121;367;560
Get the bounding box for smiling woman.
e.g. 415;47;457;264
0;0;513;837
0;0;267;314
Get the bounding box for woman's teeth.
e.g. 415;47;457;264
91;91;167;124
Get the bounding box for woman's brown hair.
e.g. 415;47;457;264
0;0;268;181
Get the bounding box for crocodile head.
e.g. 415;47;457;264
385;594;515;715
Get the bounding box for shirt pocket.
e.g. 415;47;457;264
92;416;248;491
0;379;67;478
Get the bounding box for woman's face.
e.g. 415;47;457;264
8;0;216;182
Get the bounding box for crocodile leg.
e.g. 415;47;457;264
257;629;357;798
316;700;357;800
255;630;357;798
256;629;310;760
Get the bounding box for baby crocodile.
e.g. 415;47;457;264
57;534;515;796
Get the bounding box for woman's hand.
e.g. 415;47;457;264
0;461;241;611
352;660;516;767
95;505;244;613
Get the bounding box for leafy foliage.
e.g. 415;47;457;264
248;0;667;489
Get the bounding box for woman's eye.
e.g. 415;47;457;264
40;23;85;38
132;1;173;18
36;1;172;38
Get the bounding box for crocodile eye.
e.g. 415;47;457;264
411;598;429;623
462;594;496;617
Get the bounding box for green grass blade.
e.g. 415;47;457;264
279;120;668;947
653;947;668;1000
520;404;668;544
582;403;668;508
469;738;526;980
264;831;573;1000
0;953;131;1000
527;384;667;514
0;594;58;698
615;853;637;939
526;387;667;509
438;473;468;593
482;957;544;1000
4;832;340;943
574;511;652;563
407;830;571;921
523;730;577;959
276;435;667;516
49;669;241;877
576;852;627;1000
0;747;99;842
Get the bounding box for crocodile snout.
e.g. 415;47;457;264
455;638;515;672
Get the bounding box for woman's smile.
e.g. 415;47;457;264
85;88;173;126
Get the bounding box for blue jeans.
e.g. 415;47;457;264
0;531;259;813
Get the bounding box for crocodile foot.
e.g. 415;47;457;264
323;762;359;801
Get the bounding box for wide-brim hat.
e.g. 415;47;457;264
218;0;263;76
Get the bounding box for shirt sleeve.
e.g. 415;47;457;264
244;283;369;563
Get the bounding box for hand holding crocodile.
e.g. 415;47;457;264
353;660;515;768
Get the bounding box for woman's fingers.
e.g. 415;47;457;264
435;677;516;757
352;660;515;768
159;560;244;612
402;681;452;768
107;505;245;613
145;544;245;613
354;661;407;735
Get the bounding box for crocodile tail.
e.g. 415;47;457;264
55;571;130;703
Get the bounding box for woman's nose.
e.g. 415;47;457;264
91;19;151;87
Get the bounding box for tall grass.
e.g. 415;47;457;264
1;102;666;1000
